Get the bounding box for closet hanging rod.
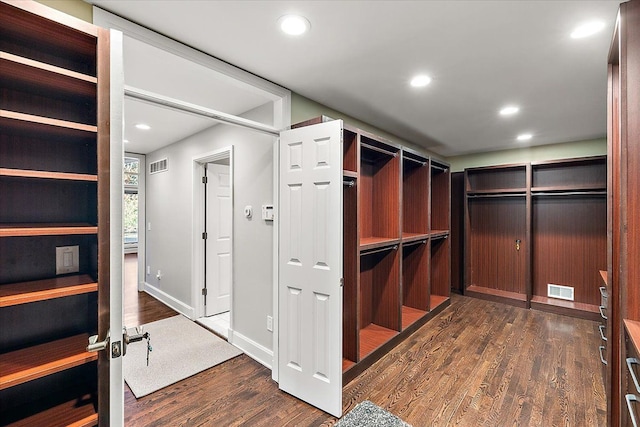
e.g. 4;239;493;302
431;164;448;172
403;239;427;247
361;244;398;256
124;85;280;136
361;142;398;157
532;191;607;197
343;180;355;187
404;156;427;166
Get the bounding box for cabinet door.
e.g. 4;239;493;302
278;120;343;417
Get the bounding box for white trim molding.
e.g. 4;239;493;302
230;330;274;370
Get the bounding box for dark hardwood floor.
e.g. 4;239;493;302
123;255;606;426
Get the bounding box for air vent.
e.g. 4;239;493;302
548;284;575;301
149;158;168;174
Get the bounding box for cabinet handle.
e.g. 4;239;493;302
627;394;640;427
599;305;607;320
599;324;607;341
628;358;640;394
599;345;608;365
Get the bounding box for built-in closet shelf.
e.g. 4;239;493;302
0;110;97;134
1;51;97;96
0;224;97;237
0;168;97;182
531;185;607;193
401;305;427;330
430;230;449;239
342;359;356;373
343;170;358;179
0;275;97;307
530;296;600;321
626;320;640;358
600;270;609;287
430;295;449;311
359;324;398;360
401;232;429;244
0;334;97;390
4;395;98;427
360;237;401;252
466;189;527;196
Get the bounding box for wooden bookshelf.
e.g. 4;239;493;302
0;275;97;307
0;334;97;390
0;110;97;133
4;395;98;427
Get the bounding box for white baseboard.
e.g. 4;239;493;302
230;329;273;370
142;282;195;319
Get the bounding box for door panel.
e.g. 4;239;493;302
206;163;232;316
278;120;343;417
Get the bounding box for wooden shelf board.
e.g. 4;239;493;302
401;232;429;244
625;320;640;357
0;168;97;182
531;184;606;193
0;274;97;307
360;236;401;252
1;51;97;84
599;270;608;286
342;358;356;373
402;305;427;330
0;334;97;390
430;295;450;310
430;230;450;239
359;324;398;360
5;395;97;427
343;170;358;179
0;224;97;237
466;188;526;195
530;296;599;321
0;110;97;134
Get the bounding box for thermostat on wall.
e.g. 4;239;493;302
262;204;274;221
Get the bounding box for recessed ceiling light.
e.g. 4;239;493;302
278;15;310;36
571;21;605;39
499;106;519;116
517;133;532;141
410;74;432;88
135;123;151;130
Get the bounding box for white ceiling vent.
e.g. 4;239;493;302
548;284;575;301
149;158;168;175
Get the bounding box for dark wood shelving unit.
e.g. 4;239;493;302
292;118;451;385
0;1;110;425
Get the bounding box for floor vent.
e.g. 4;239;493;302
149;158;168;174
548;284;575;301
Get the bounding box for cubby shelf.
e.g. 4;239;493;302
360;237;400;252
0;224;97;237
0;334;97;390
0;168;97;182
0;275;97;307
4;395;98;427
0;110;97;134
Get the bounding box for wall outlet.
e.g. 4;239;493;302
267;315;273;332
156;270;162;280
56;245;79;275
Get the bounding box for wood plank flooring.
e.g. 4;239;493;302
123;256;606;426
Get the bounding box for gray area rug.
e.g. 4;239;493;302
123;315;242;398
336;401;412;427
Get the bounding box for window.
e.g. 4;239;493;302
124;157;139;250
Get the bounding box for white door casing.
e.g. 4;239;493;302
278;120;343;417
205;162;232;316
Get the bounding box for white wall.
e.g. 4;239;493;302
145;102;275;354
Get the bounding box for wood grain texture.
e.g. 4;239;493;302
343;182;359;363
531;156;606;190
0;274;97;307
431;236;451;298
451;172;465;293
402;241;429;311
431;165;450;231
0;110;97;133
123;294;606;426
466;165;527;193
402;157;429;235
360;248;401;331
0;224;97;237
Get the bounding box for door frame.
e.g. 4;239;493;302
192;147;234;321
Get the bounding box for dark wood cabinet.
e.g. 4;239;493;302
293;116;451;384
463;157;606;320
606;1;640;425
0;1;110;425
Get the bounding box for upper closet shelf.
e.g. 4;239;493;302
0;168;97;182
1;51;97;90
360;236;401;252
0;224;97;237
0;274;97;307
0;110;97;134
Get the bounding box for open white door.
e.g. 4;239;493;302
205;162;232;316
278;120;343;417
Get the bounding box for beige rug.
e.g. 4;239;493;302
123;315;242;398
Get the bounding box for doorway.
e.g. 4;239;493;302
194;148;233;339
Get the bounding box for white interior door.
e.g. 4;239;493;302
205;162;232;316
278;120;343;417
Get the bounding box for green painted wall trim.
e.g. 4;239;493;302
292;92;441;159
36;0;92;23
447;138;607;172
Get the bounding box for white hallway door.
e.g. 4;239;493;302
278;120;343;417
205;162;232;316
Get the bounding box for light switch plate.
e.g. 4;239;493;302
56;245;79;275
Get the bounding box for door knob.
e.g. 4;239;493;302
515;239;521;251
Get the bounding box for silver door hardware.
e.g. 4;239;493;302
123;326;152;366
87;330;110;353
515;239;521;251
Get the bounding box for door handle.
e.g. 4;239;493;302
87;330;110;353
515;239;521;251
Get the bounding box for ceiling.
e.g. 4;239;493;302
89;0;622;157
